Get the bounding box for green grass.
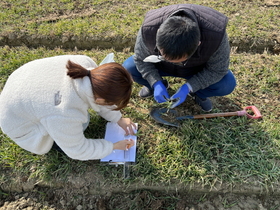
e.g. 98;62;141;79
0;0;279;52
0;46;279;190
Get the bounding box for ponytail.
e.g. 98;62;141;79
66;60;89;79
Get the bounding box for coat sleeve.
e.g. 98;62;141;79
41;115;113;160
187;33;230;92
96;105;122;123
134;29;163;87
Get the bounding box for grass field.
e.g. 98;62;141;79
0;0;280;208
0;46;279;189
1;0;279;52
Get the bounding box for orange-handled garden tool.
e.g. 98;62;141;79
150;106;262;127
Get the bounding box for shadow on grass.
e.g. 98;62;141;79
114;96;280;189
0;96;279;193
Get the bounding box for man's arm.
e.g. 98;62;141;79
134;29;163;88
187;32;230;92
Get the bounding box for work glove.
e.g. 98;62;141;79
170;84;190;108
153;81;170;103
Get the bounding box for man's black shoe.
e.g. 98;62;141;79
189;93;212;112
138;80;169;98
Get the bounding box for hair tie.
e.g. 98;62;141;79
87;70;91;77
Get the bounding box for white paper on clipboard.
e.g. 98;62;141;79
100;122;137;163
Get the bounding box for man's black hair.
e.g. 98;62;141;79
156;16;200;60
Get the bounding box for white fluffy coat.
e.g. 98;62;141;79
0;55;122;160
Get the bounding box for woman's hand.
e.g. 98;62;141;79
117;118;137;135
113;139;135;150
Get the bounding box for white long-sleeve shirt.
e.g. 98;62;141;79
0;55;122;160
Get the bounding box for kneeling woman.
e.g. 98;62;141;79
0;55;136;160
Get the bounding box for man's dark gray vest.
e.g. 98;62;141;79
141;4;228;77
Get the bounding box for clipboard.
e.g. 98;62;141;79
100;122;138;178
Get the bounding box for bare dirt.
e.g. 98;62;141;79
1;189;280;210
1;165;280;210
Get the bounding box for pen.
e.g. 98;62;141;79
125;139;133;150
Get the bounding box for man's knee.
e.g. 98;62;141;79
123;56;136;74
224;70;236;94
218;70;236;95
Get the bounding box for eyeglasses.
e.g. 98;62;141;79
157;55;189;66
156;46;197;67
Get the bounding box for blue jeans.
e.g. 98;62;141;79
123;55;236;99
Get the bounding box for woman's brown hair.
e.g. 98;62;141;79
66;60;133;110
